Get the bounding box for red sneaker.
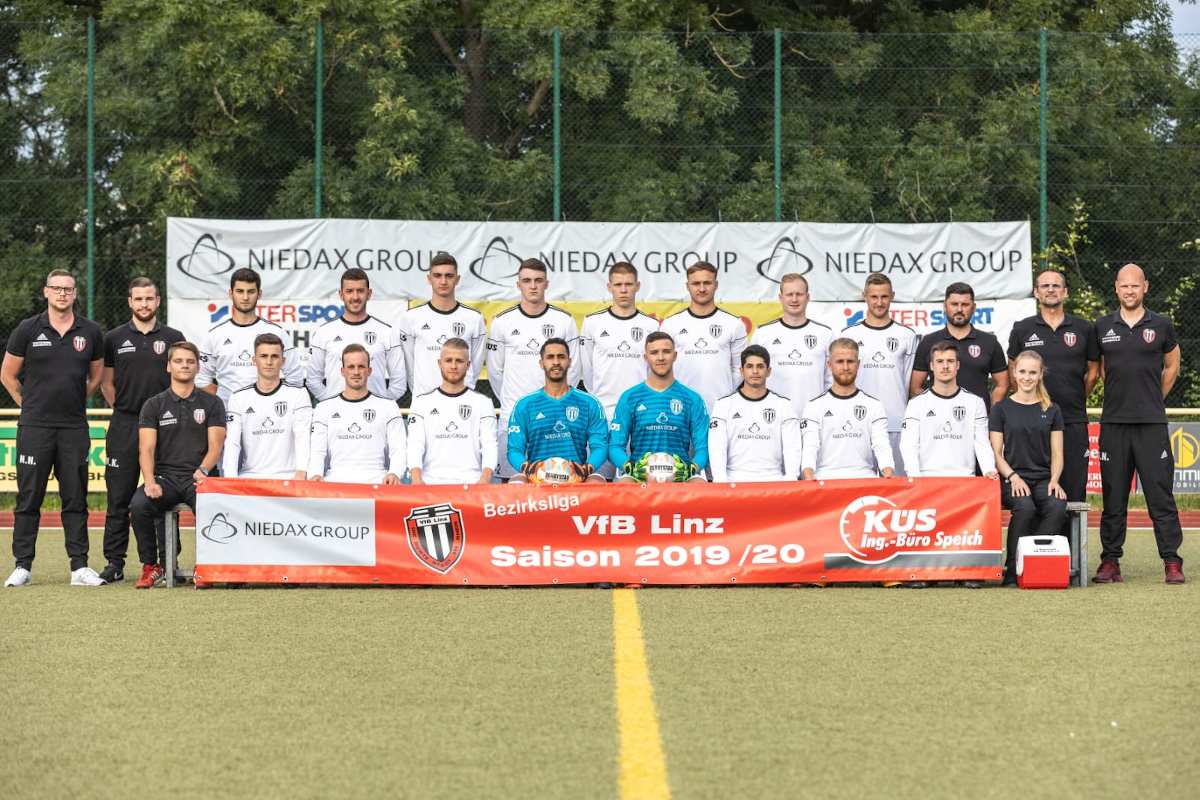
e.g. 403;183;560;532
1165;562;1186;585
135;564;163;589
1093;561;1122;584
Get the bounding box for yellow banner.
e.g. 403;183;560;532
0;413;111;493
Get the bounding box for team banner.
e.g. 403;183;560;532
194;477;1002;585
168;218;1031;303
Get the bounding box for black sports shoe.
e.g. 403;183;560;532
98;562;124;584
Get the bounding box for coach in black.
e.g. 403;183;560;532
1007;268;1100;508
128;342;225;589
1;269;105;587
1093;263;1184;585
98;277;185;583
909;282;1008;407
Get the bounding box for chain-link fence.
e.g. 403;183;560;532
2;21;1198;405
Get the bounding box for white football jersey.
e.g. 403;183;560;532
579;307;656;416
407;388;498;484
399;302;487;397
308;393;407;483
900;388;995;477
307;315;407;402
708;390;802;482
198;318;303;405
658;308;748;412
222;383;313;479
750;317;833;419
839;320;917;432
801;390;894;479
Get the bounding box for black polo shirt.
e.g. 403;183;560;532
139;386;226;478
988;398;1064;481
103;320;186;416
1007;312;1099;424
5;311;103;428
913;326;1006;405
1094;308;1178;424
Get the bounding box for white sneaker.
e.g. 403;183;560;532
5;567;31;587
70;566;106;586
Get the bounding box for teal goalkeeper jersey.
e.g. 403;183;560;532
506;387;610;473
608;380;710;470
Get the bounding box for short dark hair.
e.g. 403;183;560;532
430;253;458;271
519;258;547;275
945;282;975;301
128;277;157;295
540;337;570;358
863;274;892;291
168;341;199;361
341;268;369;288
686;261;717;277
928;339;959;358
341;343;369;366
230;268;260;290
609;262;637;280
645;331;674;350
741;344;770;367
254;333;284;354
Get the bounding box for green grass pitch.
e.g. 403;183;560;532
1;530;1197;799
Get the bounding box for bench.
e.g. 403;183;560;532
1066;501;1089;588
163;503;194;588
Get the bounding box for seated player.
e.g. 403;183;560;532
308;344;406;484
507;338;608;484
709;345;801;482
222;333;312;480
801;338;894;480
408;338;498;485
609;332;709;483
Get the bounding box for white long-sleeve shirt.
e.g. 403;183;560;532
307;315;407;402
708;389;801;482
308;393;406;483
406;387;498;484
399;302;487;397
222;383;313;479
900;387;995;477
801;389;893;479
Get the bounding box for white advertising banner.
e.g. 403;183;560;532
167;218;1032;303
196;492;377;566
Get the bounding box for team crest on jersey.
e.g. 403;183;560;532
275;401;288;416
405;503;465;574
631;327;644;342
763;408;776;424
886;337;899;353
710;325;723;338
452;322;466;337
566;406;579;422
1063;332;1077;347
968;344;981;358
853;405;867;421
670;399;683;415
1143;329;1156;343
153;340;166;354
804;335;817;350
365;331;377;345
193;409;206;424
542;324;555;339
953;406;966;422
459;404;472;420
73;336;86;352
363;409;376;423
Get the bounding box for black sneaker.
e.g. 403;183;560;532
98;562;124;584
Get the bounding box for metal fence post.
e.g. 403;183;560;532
774;28;782;222
315;19;323;219
86;17;95;317
1039;27;1047;266
553;28;561;222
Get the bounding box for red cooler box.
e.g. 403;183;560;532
1016;535;1070;589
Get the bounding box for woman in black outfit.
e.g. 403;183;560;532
989;350;1068;585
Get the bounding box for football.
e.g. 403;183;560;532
533;456;580;484
644;452;677;483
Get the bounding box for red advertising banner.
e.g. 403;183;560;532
194;477;1002;586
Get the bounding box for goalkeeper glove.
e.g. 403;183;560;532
672;455;700;482
569;462;594;482
622;453;651;482
521;461;542;480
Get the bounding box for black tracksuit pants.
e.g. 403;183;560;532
102;412;162;565
1099;422;1183;565
12;424;91;571
129;473;195;567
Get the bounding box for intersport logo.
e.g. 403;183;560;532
177;233;237;286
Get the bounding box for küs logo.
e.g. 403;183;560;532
756;237;815;284
838;495;937;562
177;233;237;286
469;237;525;288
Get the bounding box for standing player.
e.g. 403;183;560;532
400;254;487;398
579;262;656;478
709;346;802;482
841;274;916;475
2;269;105;587
222;333;313;480
507;339;608;483
909;282;1008;407
128;342;226;589
658;261;748;412
408;338;497;485
750;273;833;421
609;332;709;483
307;268;406;402
801;339;894;481
1007;268;1099;515
198;268;302;405
98;277;185;584
486;258;580;480
1093;264;1185;585
308;345;406;485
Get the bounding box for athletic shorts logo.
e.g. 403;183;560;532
886;337;899;353
1143;329;1156;344
566;406;579;422
193;409;206;424
763;408;776;424
710;325;723;339
364;331;377;345
363;409;376;423
542;324;556;340
631;328;644;343
804;335;818;350
953;406;966;422
452;322;466;337
670;399;683;415
73;336;86;352
1063;332;1077;347
968;345;981;359
853;405;867;421
405;503;465;574
459;404;472;420
275;401;288;417
153;340;166;354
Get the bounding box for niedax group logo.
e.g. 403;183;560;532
201;512;238;544
469;236;525;288
177;233;237;286
755;237;815;284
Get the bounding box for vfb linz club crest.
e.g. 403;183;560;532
886;337;899;353
763;408;776;424
542;324;556;339
459;404;472;420
853;405;867;421
364;331;377;345
363;409;376;423
275;401;288;417
631;327;644;342
405;503;465;573
710;325;723;338
452;322;466;337
804;334;817;349
953;406;966;422
1063;331;1077;347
